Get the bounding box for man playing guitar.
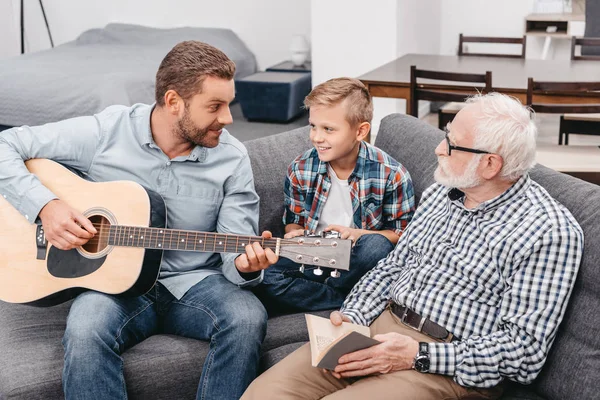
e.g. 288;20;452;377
0;41;276;400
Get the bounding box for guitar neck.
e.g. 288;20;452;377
106;225;277;253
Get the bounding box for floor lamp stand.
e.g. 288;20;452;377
20;0;54;54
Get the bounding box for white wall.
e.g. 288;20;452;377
397;0;441;57
310;0;399;87
0;0;311;69
311;0;401;137
440;0;536;55
311;0;442;137
439;0;580;59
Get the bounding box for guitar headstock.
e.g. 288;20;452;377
278;234;352;271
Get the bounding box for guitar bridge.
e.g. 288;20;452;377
35;224;48;260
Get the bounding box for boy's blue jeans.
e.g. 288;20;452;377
62;274;267;400
255;233;394;314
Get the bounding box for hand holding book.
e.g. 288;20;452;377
305;311;420;378
305;313;379;370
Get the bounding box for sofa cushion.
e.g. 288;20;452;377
0;297;325;399
375;113;600;400
0;301;69;400
260;342;305;372
0;300;208;400
261;310;330;353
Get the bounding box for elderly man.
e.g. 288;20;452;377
242;93;584;400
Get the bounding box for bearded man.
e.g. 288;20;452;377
0;41;278;400
242;93;584;400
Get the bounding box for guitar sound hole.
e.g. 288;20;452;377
82;215;111;254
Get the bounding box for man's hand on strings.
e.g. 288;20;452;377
235;230;279;273
39;199;97;250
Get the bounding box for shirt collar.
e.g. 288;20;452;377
140;103;156;146
446;174;531;212
318;141;368;178
140;103;206;163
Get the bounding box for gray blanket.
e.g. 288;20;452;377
0;23;257;127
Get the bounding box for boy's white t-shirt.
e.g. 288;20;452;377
315;165;354;233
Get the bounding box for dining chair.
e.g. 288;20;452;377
439;34;526;129
409;65;491;124
526;77;600;145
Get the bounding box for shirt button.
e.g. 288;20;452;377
166;161;171;166
25;214;29;220
462;210;469;216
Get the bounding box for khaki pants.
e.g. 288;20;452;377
242;309;503;400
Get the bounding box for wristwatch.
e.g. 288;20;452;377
413;342;430;373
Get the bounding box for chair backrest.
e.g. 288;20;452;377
526;77;600;114
458;33;527;58
409;65;492;117
570;36;600;60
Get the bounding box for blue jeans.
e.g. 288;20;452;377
255;234;394;314
62;274;267;400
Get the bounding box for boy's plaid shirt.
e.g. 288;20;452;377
283;141;415;235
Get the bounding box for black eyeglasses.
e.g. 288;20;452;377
444;129;490;156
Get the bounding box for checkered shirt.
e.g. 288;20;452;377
341;175;584;388
282;141;415;235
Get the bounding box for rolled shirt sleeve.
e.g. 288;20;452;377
282;160;306;227
0;116;102;223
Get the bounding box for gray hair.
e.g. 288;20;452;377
466;93;537;181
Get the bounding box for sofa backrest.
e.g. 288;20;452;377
374;113;600;400
245;126;311;238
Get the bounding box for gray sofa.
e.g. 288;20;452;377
0;114;598;399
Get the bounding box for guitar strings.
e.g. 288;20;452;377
31;235;342;262
46;232;336;247
81;236;332;247
74;225;339;246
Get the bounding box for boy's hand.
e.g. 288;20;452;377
284;228;305;239
325;225;364;242
235;231;279;273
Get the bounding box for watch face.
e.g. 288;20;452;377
415;356;430;373
415;342;430;373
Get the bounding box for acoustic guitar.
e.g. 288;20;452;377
0;159;351;307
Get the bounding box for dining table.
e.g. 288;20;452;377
358;53;600;115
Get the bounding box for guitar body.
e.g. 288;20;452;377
0;159;165;306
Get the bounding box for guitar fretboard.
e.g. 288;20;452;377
107;225;276;253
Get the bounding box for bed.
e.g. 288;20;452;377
0;23;257;128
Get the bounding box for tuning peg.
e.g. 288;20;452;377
299;264;305;274
330;269;341;278
313;267;323;276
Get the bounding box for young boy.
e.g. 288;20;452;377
255;77;415;313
